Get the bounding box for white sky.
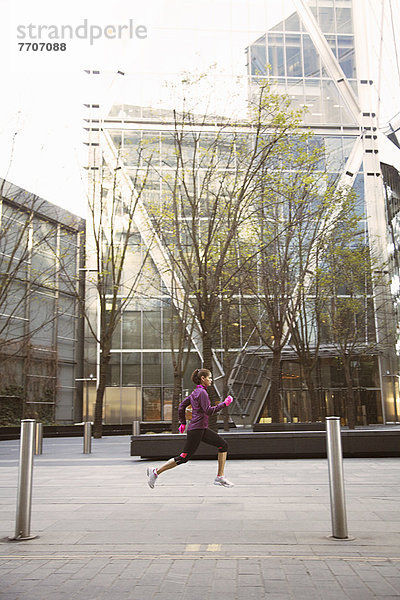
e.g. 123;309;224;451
0;0;399;218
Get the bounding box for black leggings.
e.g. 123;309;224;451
174;428;228;465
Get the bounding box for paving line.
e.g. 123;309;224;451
0;554;400;562
206;544;221;552
185;544;201;552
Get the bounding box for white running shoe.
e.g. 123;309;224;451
214;475;234;488
147;467;158;488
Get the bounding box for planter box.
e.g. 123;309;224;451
253;422;325;432
131;429;400;459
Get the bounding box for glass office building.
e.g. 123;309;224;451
0;179;85;424
244;0;400;424
86;0;400;426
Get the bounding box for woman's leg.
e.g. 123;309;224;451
156;458;177;475
217;451;227;477
147;429;204;487
171;429;204;468
200;429;231;479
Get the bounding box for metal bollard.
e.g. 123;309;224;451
132;420;140;436
326;417;349;539
10;420;38;541
35;422;43;455
83;421;92;454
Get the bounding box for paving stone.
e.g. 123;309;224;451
190;561;216;573
153;594;184;600
159;579;185;593
344;590;376;600
129;584;158;599
365;578;400;596
264;579;291;594
238;559;261;574
238;573;264;586
260;595;294;600
182;588;213;600
373;564;400;577
211;577;237;592
385;577;400;592
237;586;269;599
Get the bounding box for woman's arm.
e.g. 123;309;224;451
199;389;225;416
178;395;192;424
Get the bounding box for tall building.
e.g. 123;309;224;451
86;0;400;426
246;0;400;423
0;179;85;424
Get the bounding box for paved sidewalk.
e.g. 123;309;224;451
1;435;400;599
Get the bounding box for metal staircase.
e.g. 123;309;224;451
227;349;271;427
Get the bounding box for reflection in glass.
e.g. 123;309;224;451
267;33;285;77
318;6;335;33
122;310;141;348
143;311;161;348
30;293;55;344
143;387;161;420
336;7;352;34
251;43;267;76
143;352;161;384
162;352;174;385
303;35;320;77
322;80;342;124
163;388;173;420
123;133;142;166
106;353;120;386
353;174;366;219
122;352;141;385
31;252;56;287
285;12;301;32
104;386;142;424
324;137;343;171
285;34;302;78
338;42;355;78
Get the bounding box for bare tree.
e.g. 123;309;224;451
242;141;356;423
146;82;303;416
82;153;154;438
319;227;383;429
286;275;326;422
164;273;196;433
285;184;359;422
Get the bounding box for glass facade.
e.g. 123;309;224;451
247;0;357;125
0;180;85;424
86;0;400;426
259;356;383;425
244;0;397;424
87;114;380;426
383;163;400;377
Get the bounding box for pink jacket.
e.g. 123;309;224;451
178;385;226;430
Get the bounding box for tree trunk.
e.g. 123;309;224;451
269;348;282;423
343;358;356;429
171;370;182;433
221;377;230;431
202;327;218;431
303;366;320;422
93;352;110;439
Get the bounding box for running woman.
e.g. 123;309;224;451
147;368;234;488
